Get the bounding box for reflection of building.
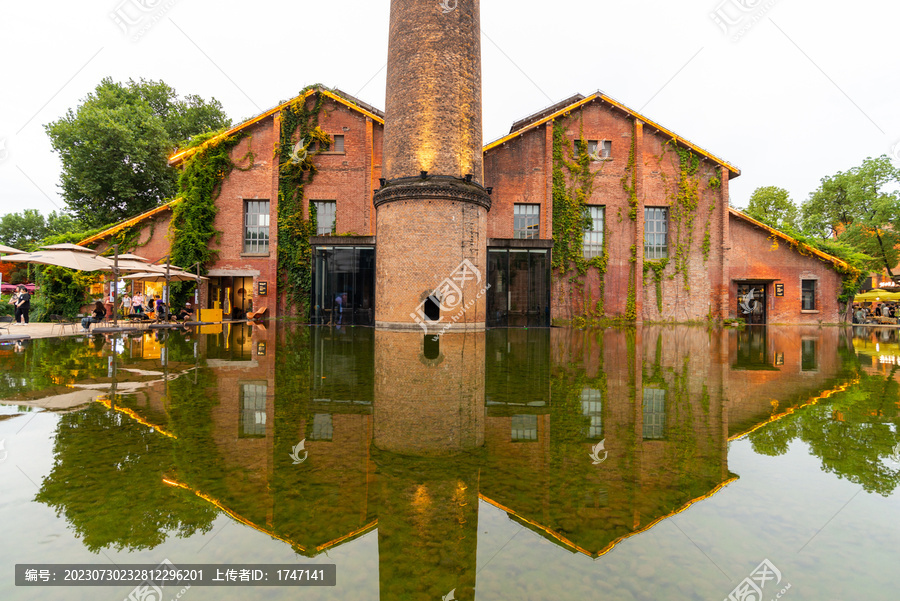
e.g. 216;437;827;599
57;324;856;569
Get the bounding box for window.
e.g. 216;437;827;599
310;134;344;153
310;413;334;441
312;200;336;235
801;279;816;310
583;206;605;258
598;140;612;158
574;140;611;159
581;388;603;439
511;414;538;441
644;207;668;260
801;339;818;372
243;200;270;254
239;383;267;437
642;388;666;439
514;204;540;239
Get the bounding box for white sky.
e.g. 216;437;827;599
1;0;898;219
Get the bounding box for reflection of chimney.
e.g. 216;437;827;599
373;453;480;600
374;0;490;330
373;329;484;599
373;330;485;455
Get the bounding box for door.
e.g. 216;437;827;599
737;283;767;325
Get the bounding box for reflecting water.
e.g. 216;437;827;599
1;324;899;600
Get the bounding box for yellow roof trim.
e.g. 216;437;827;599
481;476;738;559
168;89;385;166
482;93;741;176
79;199;181;247
728;375;859;442
729;208;856;273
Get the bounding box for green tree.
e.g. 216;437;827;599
800;156;900;277
45;77;231;228
0;209;47;249
745;186;799;232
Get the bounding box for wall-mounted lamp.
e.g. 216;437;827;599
486;187;493;195
379;177;386;187
420;170;428;179
464;173;473;182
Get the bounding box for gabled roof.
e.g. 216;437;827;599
728;207;855;272
484;91;741;177
79;199;181;247
168;87;384;166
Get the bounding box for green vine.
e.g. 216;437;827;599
625;244;637;320
277;86;332;317
171;131;254;273
621;121;638;221
643;258;669;313
551;122;609;319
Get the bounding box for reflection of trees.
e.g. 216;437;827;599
35;404;216;552
0;337;109;399
749;367;900;496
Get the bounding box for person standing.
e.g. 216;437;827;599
121;292;132;316
14;285;31;325
132;291;144;314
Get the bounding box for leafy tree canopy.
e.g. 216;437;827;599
745;186;799;232
44;77;231;228
0;209;78;250
800;155;900;277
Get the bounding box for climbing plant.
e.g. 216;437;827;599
170;131;254;271
551;122;609;319
169;130;254;308
276;86;332;317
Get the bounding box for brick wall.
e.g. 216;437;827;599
728;214;844;323
375;198;488;328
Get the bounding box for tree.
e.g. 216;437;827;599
744;186;799;232
45;78;231;228
0;209;77;250
800;156;900;277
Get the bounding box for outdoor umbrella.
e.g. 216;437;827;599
1;248;113;272
0;244;24;254
122;271;207;282
854;290;900;302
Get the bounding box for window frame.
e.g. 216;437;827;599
513;203;540;239
801;279;817;312
311;200;337;236
242;199;270;255
583;205;605;258
644;206;668;260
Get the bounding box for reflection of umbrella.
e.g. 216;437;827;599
122;271;207;282
1;249;113;272
0;244;24;254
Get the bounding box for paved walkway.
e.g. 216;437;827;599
0;319;234;340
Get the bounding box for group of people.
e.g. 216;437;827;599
6;285;32;325
853;303;898;324
79;291;194;332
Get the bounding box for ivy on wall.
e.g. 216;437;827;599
169;130;254;307
551;122;609;321
170;131;254;271
276;86;332;317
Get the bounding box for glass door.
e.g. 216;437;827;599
736;283;767;325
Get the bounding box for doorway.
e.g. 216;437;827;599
736;283;767;325
208;276;254;320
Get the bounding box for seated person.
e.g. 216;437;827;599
81;301;106;331
176;302;194;321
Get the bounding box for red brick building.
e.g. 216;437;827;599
81;87;851;325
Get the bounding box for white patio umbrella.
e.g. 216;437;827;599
1;248;114;272
0;244;24;254
122;271;207;282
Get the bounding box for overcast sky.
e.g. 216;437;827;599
1;0;898;219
